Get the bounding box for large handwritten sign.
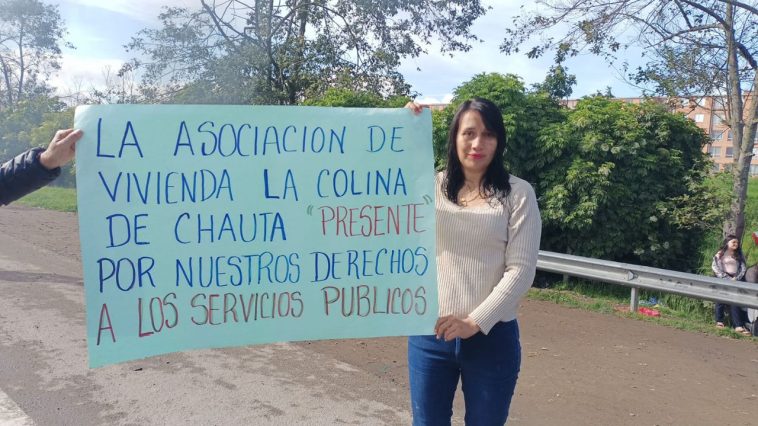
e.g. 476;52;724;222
74;105;437;367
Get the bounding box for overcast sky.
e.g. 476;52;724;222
52;0;646;103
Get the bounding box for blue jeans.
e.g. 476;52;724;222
408;320;520;426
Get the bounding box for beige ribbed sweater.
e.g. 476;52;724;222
435;172;542;334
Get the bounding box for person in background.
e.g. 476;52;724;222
0;128;83;206
406;98;541;425
712;234;750;335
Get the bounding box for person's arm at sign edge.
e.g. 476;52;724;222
0;129;83;206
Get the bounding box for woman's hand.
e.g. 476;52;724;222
404;101;424;115
434;315;481;341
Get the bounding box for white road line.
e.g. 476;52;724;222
0;387;34;426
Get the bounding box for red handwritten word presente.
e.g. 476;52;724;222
319;203;425;237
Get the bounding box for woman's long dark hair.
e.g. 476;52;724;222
717;234;745;264
443;98;511;205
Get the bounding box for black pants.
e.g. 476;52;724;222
715;303;748;328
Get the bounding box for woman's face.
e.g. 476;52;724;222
728;238;740;250
455;110;497;176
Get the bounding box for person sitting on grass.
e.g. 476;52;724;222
712;234;750;335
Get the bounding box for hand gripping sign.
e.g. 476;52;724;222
75;105;437;367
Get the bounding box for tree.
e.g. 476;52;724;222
532;64;577;100
84;65;139;105
302;87;408;107
500;0;758;239
0;94;63;159
126;0;486;105
0;0;69;110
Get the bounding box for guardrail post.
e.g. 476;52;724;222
630;287;640;312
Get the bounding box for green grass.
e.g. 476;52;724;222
15;186;77;212
527;287;756;339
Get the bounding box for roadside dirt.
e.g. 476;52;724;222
2;205;757;425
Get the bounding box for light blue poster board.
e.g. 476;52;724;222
74;105;437;368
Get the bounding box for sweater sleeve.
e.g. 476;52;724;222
736;260;747;281
468;182;542;334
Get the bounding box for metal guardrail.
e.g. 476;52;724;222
537;251;758;310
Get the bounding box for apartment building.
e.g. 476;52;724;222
678;96;758;174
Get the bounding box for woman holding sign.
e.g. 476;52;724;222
406;98;541;425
